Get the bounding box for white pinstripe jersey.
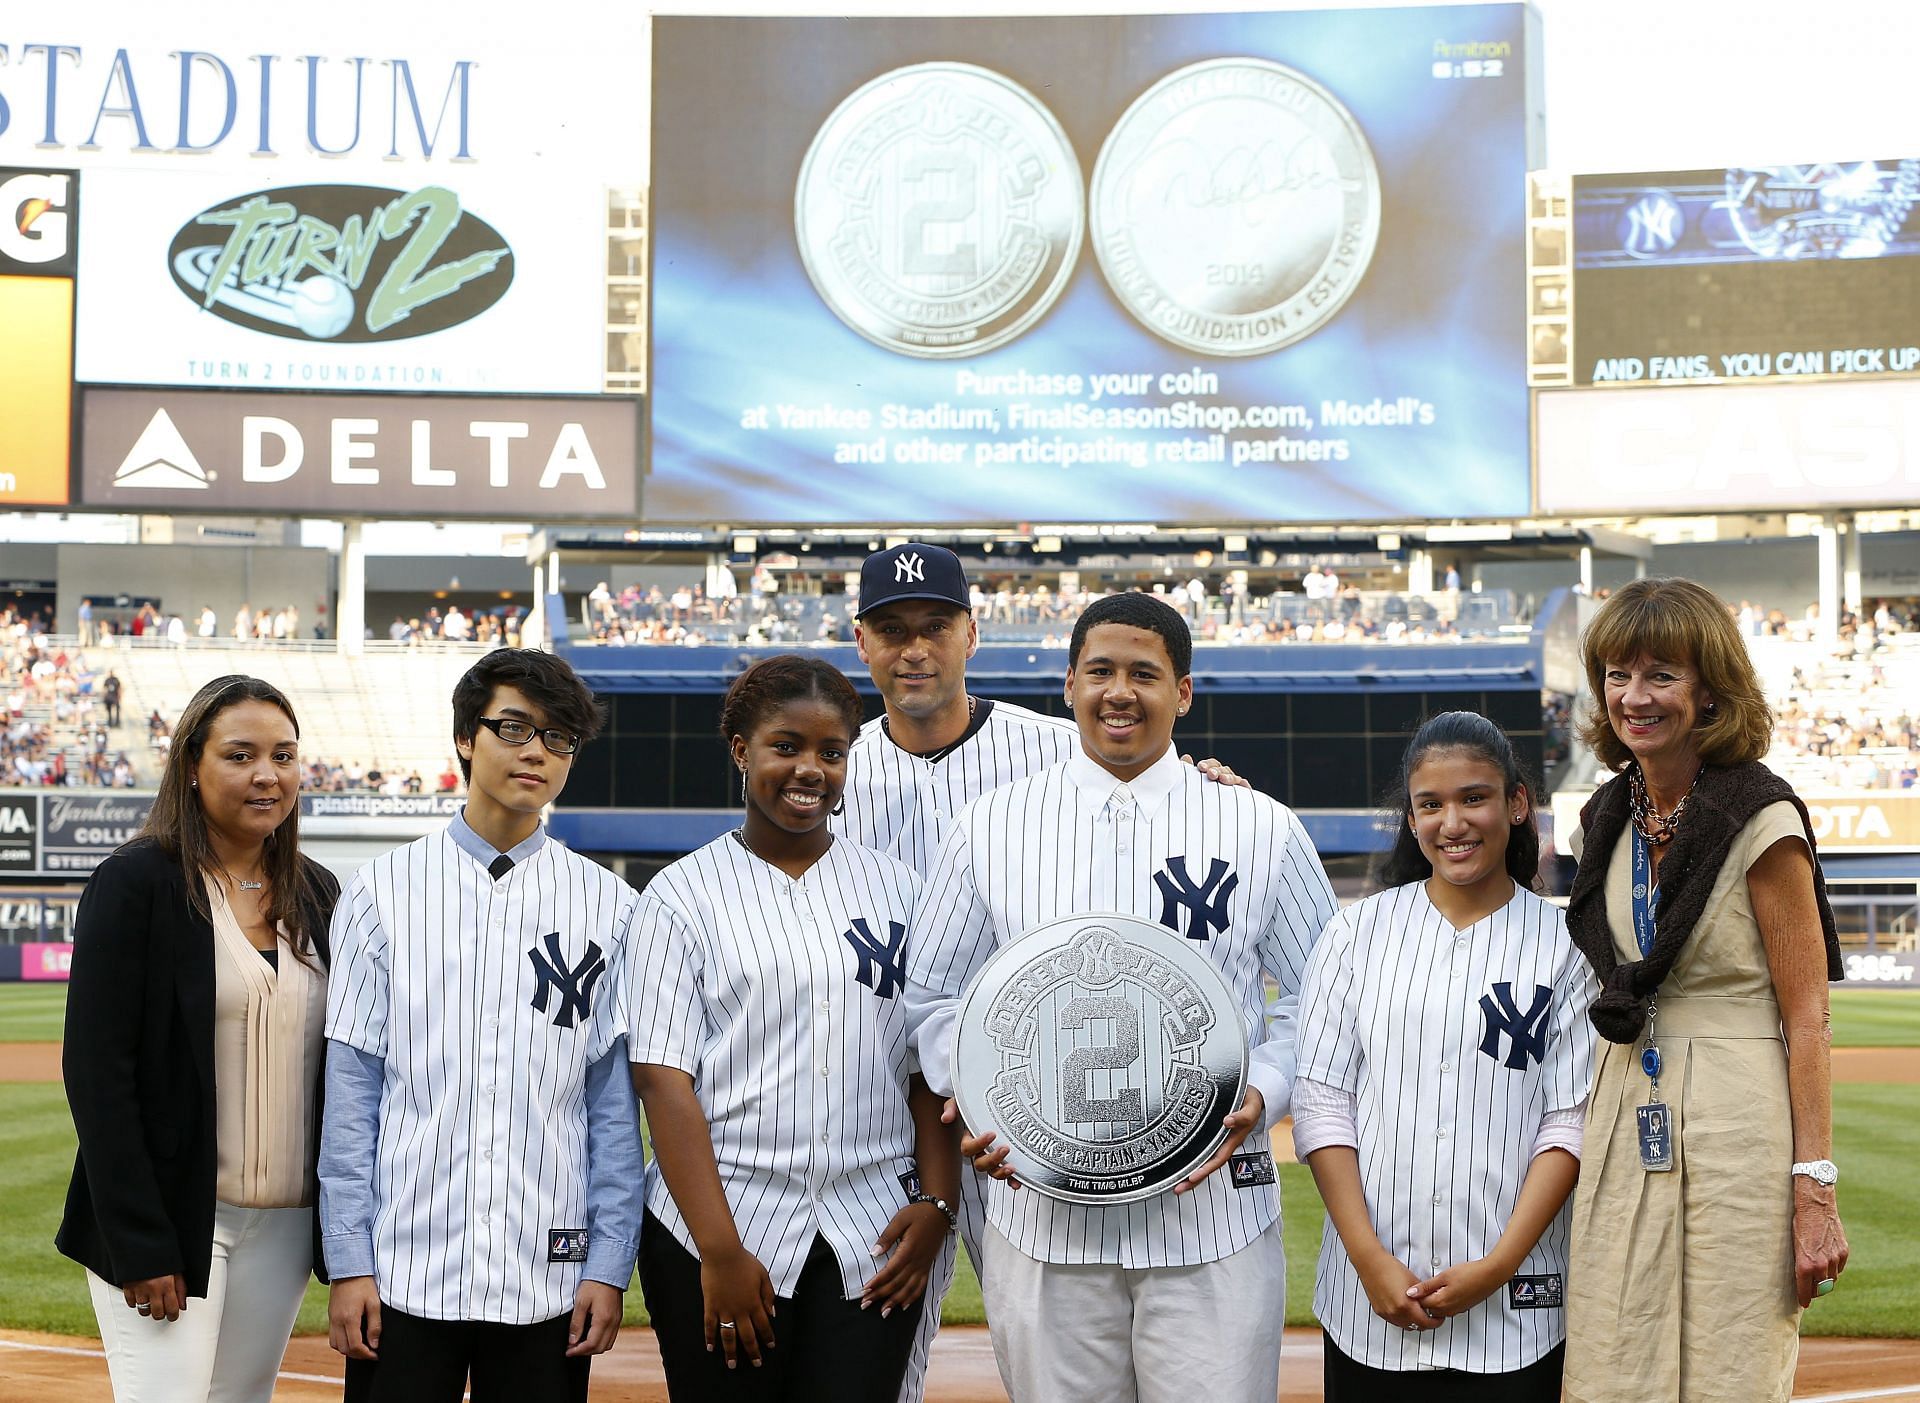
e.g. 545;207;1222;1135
904;745;1337;1268
831;699;1078;876
1295;881;1597;1372
324;826;638;1324
623;833;924;1298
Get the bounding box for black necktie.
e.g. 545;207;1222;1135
488;854;513;881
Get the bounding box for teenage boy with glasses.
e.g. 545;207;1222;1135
320;649;644;1403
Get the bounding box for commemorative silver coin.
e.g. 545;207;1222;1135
795;62;1084;359
953;912;1247;1204
1090;57;1381;357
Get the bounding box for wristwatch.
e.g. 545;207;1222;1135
1792;1159;1839;1187
908;1192;958;1232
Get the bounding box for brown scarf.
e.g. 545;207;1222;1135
1565;761;1843;1044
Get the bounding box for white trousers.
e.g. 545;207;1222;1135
88;1201;312;1403
983;1216;1286;1403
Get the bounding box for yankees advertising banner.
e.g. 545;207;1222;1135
79;386;640;518
649;5;1538;524
1571;159;1920;388
1;792;468;877
0;9;642;395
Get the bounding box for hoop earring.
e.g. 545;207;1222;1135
831;799;845;816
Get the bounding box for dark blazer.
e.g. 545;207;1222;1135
55;837;339;1298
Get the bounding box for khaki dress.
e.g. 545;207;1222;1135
1564;801;1806;1403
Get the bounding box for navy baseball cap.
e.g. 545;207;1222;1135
855;542;970;618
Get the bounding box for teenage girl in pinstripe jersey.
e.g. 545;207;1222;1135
1293;711;1597;1402
625;655;959;1402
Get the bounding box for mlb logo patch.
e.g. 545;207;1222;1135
548;1228;590;1263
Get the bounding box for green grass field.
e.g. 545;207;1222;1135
9;984;1911;1046
3;1080;1911;1339
1826;988;1920;1047
0;985;69;1042
5;982;1911;1336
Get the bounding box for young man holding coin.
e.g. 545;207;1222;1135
902;592;1337;1403
836;545;1250;1403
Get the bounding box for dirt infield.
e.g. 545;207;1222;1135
0;1043;59;1081
10;1042;1920;1087
6;1327;1920;1401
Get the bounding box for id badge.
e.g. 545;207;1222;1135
1636;1102;1673;1172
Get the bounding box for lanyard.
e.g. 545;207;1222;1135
1629;826;1666;1091
1629;826;1659;959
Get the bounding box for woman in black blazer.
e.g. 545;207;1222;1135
58;675;340;1403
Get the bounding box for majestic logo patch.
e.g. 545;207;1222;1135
527;932;606;1029
1478;981;1553;1070
548;1228;589;1263
167;183;513;343
1153;855;1238;940
842;917;908;999
1229;1151;1276;1188
1508;1274;1564;1309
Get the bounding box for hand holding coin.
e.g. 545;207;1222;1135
959;1124;1022;1190
1173;1085;1265;1194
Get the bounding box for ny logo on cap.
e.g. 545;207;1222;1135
895;552;925;583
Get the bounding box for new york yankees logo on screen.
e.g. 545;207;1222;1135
1478;981;1553;1070
843;917;908;999
528;932;607;1028
1153;855;1238;940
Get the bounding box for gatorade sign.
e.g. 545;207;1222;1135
0;168;78;274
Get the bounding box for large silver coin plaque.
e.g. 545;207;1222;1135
954;913;1247;1204
1091;57;1381;357
795;62;1084;359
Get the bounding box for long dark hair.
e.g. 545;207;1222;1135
139;675;329;966
1374;710;1542;893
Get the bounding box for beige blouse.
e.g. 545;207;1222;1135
208;880;327;1208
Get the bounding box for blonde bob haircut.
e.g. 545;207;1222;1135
1576;576;1772;772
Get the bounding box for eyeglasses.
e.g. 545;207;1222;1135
476;716;580;756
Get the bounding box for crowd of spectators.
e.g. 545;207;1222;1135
582;569;1490;647
300;758;462;795
386;605;522;647
3;605;138;787
77;598;322;644
1771;682;1919;790
1732;596;1920;652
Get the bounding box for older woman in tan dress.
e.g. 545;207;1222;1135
1562;578;1849;1403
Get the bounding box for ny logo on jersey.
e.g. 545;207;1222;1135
1478;981;1553;1070
894;552;925;583
527;932;607;1029
1153;856;1238;940
842;917;908;999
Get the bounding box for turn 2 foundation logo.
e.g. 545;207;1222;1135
166;183;514;342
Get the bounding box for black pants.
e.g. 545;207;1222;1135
639;1211;923;1403
342;1303;590;1403
1325;1337;1565;1403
